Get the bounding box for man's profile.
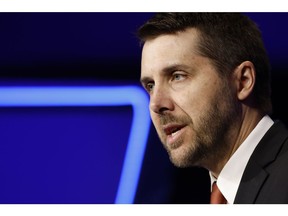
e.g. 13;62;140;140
137;13;288;204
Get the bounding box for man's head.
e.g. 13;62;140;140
138;13;272;171
138;13;272;114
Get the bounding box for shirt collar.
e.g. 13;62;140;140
209;115;274;204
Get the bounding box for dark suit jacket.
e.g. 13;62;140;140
234;120;288;204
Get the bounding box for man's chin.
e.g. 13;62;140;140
168;147;202;168
169;153;193;168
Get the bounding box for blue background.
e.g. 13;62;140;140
0;12;288;204
0;106;131;203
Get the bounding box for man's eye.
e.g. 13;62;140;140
146;83;155;92
172;73;185;81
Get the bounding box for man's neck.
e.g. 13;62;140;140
210;108;264;178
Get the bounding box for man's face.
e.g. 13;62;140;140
140;28;239;168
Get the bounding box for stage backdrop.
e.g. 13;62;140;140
0;13;287;204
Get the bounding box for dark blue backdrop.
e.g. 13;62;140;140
0;107;131;203
0;12;288;204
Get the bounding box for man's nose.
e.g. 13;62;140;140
149;86;174;114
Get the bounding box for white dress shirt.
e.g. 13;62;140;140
209;115;274;204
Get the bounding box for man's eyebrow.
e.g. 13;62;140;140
162;63;190;73
140;64;190;85
140;77;152;86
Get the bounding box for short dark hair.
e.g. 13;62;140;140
137;13;272;114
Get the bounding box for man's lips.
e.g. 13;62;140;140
163;124;186;136
162;123;187;148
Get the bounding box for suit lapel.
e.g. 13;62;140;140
234;121;288;204
234;159;268;203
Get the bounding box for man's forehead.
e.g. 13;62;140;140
141;28;200;58
141;29;200;69
144;27;199;44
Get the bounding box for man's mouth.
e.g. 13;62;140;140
162;124;186;148
163;124;185;136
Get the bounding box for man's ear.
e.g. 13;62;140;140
234;61;256;101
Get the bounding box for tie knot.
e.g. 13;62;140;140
210;182;227;204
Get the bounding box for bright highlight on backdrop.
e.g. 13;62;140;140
0;85;151;204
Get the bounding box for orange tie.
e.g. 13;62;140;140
210;182;227;204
